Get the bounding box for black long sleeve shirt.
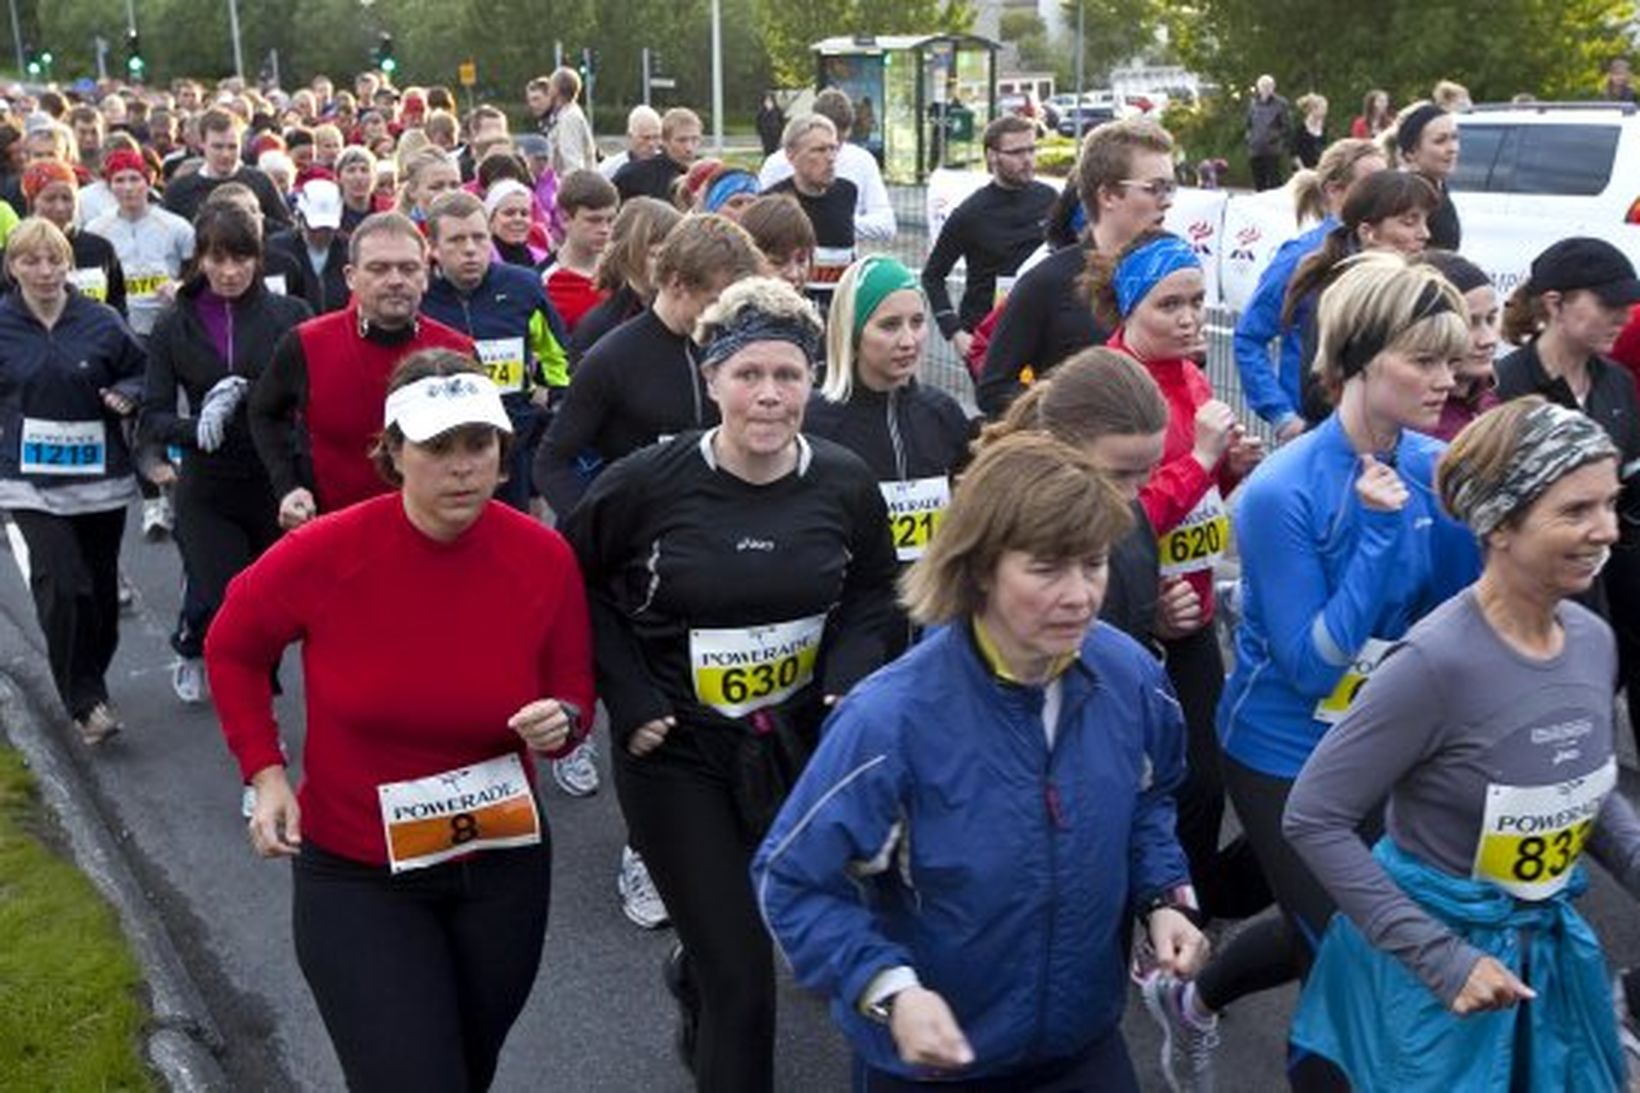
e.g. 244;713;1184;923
976;243;1109;418
920;179;1056;339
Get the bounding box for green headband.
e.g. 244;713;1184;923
851;257;922;338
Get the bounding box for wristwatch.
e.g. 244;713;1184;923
865;990;902;1025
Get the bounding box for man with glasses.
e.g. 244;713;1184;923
978;118;1178;417
920;115;1057;362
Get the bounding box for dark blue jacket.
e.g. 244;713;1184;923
420;262;570;400
0;290;145;484
754;621;1190;1080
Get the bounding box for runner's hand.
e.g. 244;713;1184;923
100;388;136;416
278;487;317;530
1191;400;1237;472
1276;418;1306;444
1354;454;1409;513
509;698;575;753
890;986;975;1071
1226;427;1265;476
628;716;676;757
1147;906;1210;978
1153;578;1203;640
951;331;974;360
247;767;302;858
1451;956;1535;1015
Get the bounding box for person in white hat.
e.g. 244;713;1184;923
266;178;350;314
207;346;594;1091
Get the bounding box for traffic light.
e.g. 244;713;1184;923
375;32;397;76
24;46;39;78
126;30;145;77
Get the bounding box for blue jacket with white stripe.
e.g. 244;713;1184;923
752;620;1190;1080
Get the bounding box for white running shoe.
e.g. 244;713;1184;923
1141;972;1219;1093
550;737;600;797
617;845;670;929
117;569;137;614
75;703;123;747
142;496;173;541
172;657;206;704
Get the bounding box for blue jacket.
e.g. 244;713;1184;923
0;290;146;485
1218;414;1479;777
420;262;570;400
1293;839;1623;1092
1232;218;1332;428
753;621;1190;1081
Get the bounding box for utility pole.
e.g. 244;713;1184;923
710;0;723;152
7;0;24;76
227;0;245;80
1075;0;1085;105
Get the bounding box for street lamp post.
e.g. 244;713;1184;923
710;0;724;152
227;0;245;79
7;0;23;76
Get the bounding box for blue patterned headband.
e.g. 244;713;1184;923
1114;234;1200;318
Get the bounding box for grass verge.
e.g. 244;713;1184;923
0;744;154;1091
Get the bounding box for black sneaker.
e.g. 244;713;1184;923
663;941;699;1075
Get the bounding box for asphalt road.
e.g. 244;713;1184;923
5;505;1640;1092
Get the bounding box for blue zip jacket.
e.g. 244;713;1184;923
0;290;146;485
1218;414;1479;777
420;262;570;398
1232;218;1332;428
1293;839;1623;1093
753;621;1190;1081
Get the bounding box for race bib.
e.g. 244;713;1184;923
377;753;541;874
263;274;287;295
475;337;526;394
690;614;825;719
19;418;106;475
1472;759;1615;900
67;267;108;302
124;270;172;300
993;274;1017;307
880;476;950;562
1158;488;1230;577
809;246;855;290
1312;638;1392;725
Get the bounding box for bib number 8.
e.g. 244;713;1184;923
720;657;801;704
450;812;480;845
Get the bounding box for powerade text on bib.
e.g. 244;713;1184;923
1313;638;1393;725
377;753;541;874
476;337;526;394
1472;758;1615;900
809;247;855;292
19;418;106;475
880;477;950;562
1158;488;1230;578
690;614;825;719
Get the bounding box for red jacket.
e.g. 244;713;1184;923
1109;328;1241;625
1608;304;1640;398
295;304;472;511
207;495;595;866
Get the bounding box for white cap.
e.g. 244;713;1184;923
296;179;344;229
384;373;513;443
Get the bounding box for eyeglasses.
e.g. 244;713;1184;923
1116;178;1178;198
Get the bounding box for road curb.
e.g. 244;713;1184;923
0;616;228;1091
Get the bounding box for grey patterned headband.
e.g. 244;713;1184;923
1448;402;1617;536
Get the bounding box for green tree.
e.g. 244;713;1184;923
754;0;974;87
1057;0;1164;88
1163;0;1635;118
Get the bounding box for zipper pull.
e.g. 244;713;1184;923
1044;781;1067;831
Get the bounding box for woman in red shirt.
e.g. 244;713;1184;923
1091;230;1269;925
206;349;594;1092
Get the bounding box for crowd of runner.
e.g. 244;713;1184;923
4;64;1640;1093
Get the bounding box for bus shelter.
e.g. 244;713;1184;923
812;33;999;184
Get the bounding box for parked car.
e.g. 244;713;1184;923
1056;104;1116;137
1452;101;1640;223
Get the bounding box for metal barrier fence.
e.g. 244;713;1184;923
873;184;1274;444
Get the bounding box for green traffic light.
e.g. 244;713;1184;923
40;51;52;64
128;57;144;73
381;58;397;73
25;62;39;76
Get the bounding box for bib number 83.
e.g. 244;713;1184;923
1510;822;1591;883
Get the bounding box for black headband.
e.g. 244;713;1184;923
1338;279;1456;378
1397;104;1446;156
